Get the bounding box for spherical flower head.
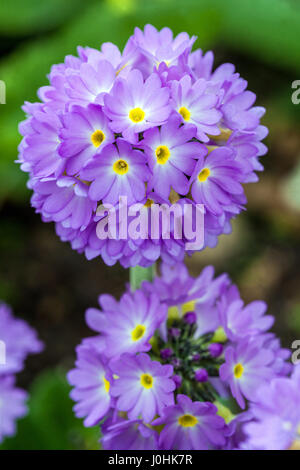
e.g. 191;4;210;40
101;416;159;450
219;340;275;409
80;139;150;205
18;26;268;268
58;104;115;175
85;290;167;359
243;367;300;450
110;353;175;423
104;69;171;143
0;376;28;443
67;342;112;427
152;394;227;450
0;302;43;375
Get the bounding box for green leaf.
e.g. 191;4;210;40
0;0;94;36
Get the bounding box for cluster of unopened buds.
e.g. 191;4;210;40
18;24;267;267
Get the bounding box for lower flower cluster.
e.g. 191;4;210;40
68;263;299;450
0;302;43;443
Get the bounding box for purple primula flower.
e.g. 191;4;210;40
18;104;64;178
0;302;43;375
104;69;171;143
110;353;175;423
0;376;28;443
64;59;116;107
218;284;274;341
243;366;300;450
85;290;167;359
141;114;206;198
152;394;227;450
132;24;196;69
219;340;275;409
67;342;112;427
81;140;150;205
190;147;245;216
101;415;159;450
58;104;115;175
31;177;96;230
171;75;222;142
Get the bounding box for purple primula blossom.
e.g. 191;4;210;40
141;114;206;198
104;69;171;143
0;302;43;375
132;24;196;69
58;104;115;175
110;353;175;423
67;342;112;427
81;140;150;205
218;285;274;341
219;340;275;409
171;75;222;142
190;147;245;216
18;104;64;179
64;59;116;107
101;415;159;450
85;290;167;359
152;394;227;450
31;177;96;230
243;367;300;450
0;376;28;443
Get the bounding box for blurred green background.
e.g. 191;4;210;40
0;0;300;449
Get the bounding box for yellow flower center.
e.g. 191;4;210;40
144;199;154;208
91;129;105;148
103;376;110;393
155;145;170;164
179;106;191;121
140;373;154;389
129;107;145;123
198;167;210;182
178;414;198;428
131;324;146;341
233;363;244;379
113;159;129;175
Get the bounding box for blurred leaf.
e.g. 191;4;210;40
0;368;100;450
282;159;300;211
0;0;95;36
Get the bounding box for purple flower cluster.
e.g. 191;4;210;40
0;302;43;443
18;25;267;268
67;263;293;450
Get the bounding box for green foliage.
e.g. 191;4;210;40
0;0;94;36
0;369;100;450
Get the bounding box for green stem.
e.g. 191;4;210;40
129;264;156;291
